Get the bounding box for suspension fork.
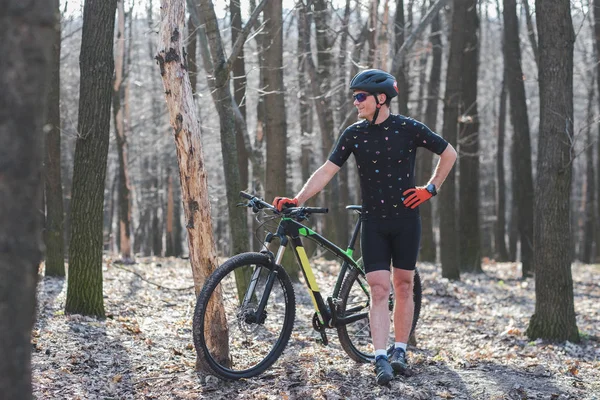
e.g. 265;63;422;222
243;244;286;323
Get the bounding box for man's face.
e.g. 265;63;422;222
353;90;384;120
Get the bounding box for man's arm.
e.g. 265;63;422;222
428;144;457;189
295;161;341;204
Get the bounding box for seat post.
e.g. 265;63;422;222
345;206;363;250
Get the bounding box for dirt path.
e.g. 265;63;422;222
32;258;599;399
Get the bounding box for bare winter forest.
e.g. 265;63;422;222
1;0;599;398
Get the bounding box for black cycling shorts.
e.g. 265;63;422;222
361;216;421;273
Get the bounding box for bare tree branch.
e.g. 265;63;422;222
390;0;450;73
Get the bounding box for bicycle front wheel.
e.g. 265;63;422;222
193;252;296;380
336;265;422;363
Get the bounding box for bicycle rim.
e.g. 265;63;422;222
193;253;295;380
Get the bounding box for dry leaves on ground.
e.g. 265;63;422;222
32;257;600;399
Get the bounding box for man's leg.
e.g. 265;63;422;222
366;269;393;385
389;268;414;373
366;269;391;351
392;268;414;343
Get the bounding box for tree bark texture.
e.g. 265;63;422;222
263;0;287;204
187;15;198;94
297;8;318;257
458;0;482;273
230;0;250;190
527;0;579;343
521;0;538;67
394;0;409;115
439;0;466;280
156;0;229;370
419;2;443;263
503;0;534;277
113;0;133;261
66;0;118;317
0;1;54;397
582;77;595;263
495;77;509;261
44;0;66;277
594;0;600;262
166;171;175;257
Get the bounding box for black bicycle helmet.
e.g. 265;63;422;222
349;69;398;100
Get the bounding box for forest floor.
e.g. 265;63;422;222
32;256;599;400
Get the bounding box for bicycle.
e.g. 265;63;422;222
192;191;422;380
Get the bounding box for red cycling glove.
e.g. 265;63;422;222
402;187;432;209
272;196;299;211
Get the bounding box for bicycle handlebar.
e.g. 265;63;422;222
239;191;329;218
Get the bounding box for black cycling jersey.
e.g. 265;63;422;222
328;114;448;219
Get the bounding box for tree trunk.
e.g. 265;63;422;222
231;0;249;190
495;77;510;261
44;0;66;277
156;0;229;370
419;1;443;263
263;0;287;205
367;0;379;67
394;0;409;115
503;0;534;277
521;0;538;67
439;0;466;280
66;0;117;317
113;0;133;261
297;8;318;258
0;1;53;396
526;0;579;342
458;0;481;273
335;0;352;238
594;0;600;262
582;74;595;263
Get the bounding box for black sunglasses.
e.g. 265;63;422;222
353;92;370;103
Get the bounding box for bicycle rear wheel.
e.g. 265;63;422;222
336;263;422;363
193;252;296;379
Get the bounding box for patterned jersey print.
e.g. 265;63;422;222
329;114;448;219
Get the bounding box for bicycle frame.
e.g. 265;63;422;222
263;210;370;333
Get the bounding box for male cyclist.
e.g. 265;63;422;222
273;69;457;385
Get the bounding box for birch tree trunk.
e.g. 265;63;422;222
156;0;229;369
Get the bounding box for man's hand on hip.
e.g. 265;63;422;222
402;187;432;209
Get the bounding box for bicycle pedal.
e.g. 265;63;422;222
316;332;329;346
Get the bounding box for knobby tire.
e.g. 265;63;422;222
192;252;296;380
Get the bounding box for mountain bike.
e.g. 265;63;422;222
192;191;422;380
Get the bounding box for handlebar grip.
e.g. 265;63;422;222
239;191;253;200
304;207;328;214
